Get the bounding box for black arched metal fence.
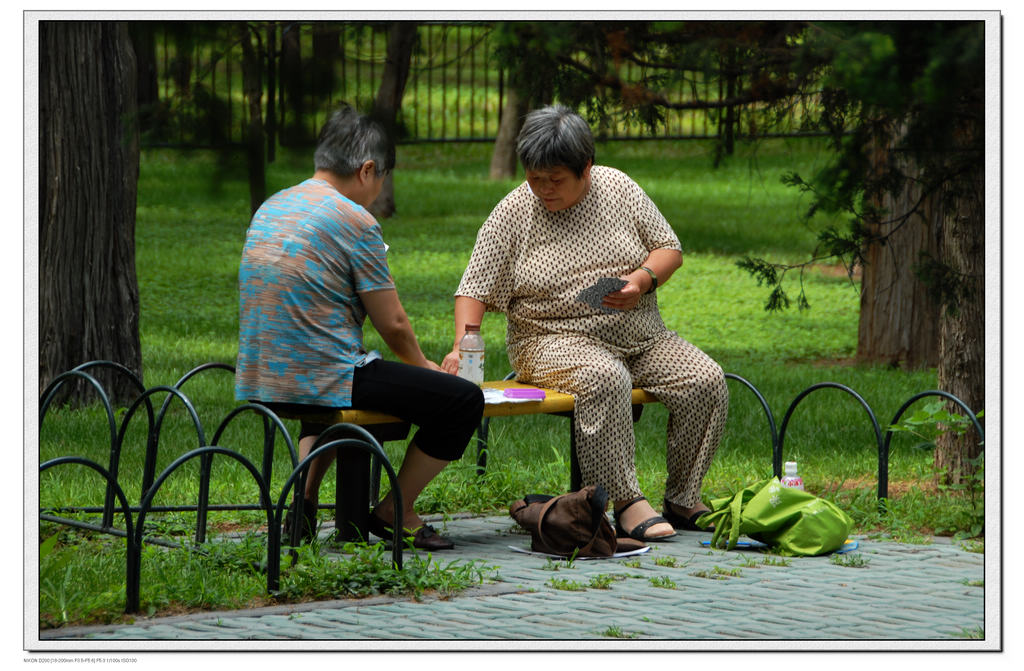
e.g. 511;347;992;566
38;360;982;614
39;361;405;614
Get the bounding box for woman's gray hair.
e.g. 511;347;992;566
314;104;395;177
516;105;595;177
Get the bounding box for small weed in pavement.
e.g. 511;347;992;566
830;553;870;568
548;577;587;591
954;626;984;639
649;575;677;589
691;566;743;580
601;625;638;639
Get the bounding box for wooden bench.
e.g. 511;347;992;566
276;378;659;541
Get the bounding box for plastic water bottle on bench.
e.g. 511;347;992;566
780;461;804;490
457;323;485;385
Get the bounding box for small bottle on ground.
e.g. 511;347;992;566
780;461;804;490
457;323;485;385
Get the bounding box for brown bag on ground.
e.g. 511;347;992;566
509;484;647;557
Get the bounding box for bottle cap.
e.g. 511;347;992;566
784;461;798;472
465;323;480;332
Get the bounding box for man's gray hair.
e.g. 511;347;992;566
516;105;595;177
314;104;395;177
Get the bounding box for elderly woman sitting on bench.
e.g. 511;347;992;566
442;105;728;542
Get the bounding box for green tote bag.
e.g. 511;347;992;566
701;478;853;556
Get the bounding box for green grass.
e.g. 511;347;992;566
38;137;981;627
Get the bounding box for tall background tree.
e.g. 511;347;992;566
488;23;555;179
368;22;418;219
238;22;267;216
39;21;143;407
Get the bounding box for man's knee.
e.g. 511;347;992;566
453;378;486;423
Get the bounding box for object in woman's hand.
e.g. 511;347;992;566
576;277;628;313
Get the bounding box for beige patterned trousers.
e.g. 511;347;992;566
509;332;729;507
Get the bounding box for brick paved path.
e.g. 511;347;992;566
36;514;991;650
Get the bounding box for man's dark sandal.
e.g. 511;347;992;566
367;512;455;551
613;496;676;542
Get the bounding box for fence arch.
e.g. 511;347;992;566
39;456;140;614
199;403;301;544
115;385;208;529
212;403;300;479
883;390;985;497
778;382;886;507
172;361;236;389
885;390;985;447
723;373;779;472
132;445;276;613
312;422;394;506
39;369;119;456
276;436;405;570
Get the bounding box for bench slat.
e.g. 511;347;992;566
275;380;659;425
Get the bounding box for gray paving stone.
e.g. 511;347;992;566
35;515;991;647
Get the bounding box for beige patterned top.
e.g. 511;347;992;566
456;165;682;352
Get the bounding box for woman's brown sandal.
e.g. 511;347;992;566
662;498;713;532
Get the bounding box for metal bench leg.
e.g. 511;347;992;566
570;415;581;491
476;418;490;477
335;448;370;542
330;422;408;542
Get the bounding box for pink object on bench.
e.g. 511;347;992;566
504;388;547;400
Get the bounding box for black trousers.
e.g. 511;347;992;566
265;359;484;462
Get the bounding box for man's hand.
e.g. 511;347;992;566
423;359;446;374
441;349;460;375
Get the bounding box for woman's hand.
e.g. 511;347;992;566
443;297;487;375
602;271;650;311
441;349;461;375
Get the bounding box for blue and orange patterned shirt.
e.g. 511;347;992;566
234;178;394;406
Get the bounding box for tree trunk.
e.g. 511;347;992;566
264;22;278;163
722;47;738;156
857;127;941;369
239;23;266;216
311;24;340;100
39;21;142;407
368;23;417;220
280;23;306;145
127;22;159;135
489;84;528;180
934;122;985;485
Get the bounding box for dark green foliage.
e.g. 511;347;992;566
766;21;985;311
